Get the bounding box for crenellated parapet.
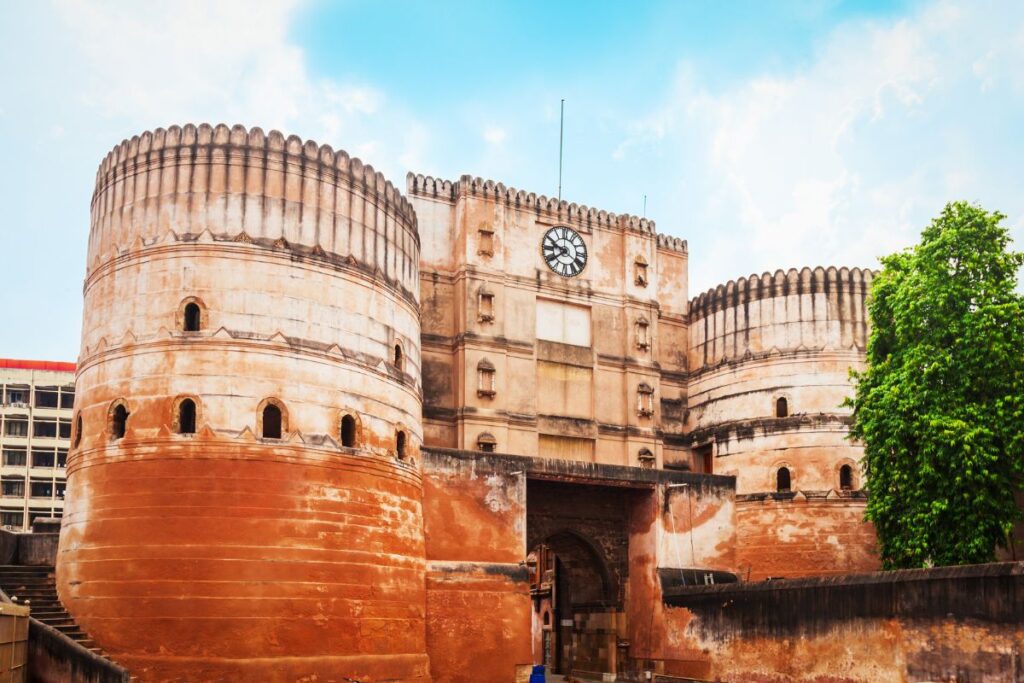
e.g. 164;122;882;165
90;123;419;296
689;266;873;318
407;171;664;238
657;233;688;254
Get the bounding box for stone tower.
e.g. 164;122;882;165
686;266;878;579
59;124;428;681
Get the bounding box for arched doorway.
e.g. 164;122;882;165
531;530;616;675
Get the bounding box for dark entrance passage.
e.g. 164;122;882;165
527;478;649;679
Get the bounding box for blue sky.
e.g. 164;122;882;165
1;0;1022;362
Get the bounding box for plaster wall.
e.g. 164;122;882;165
410;175;687;468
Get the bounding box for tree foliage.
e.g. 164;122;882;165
848;201;1024;568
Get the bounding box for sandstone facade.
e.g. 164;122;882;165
59;123;881;681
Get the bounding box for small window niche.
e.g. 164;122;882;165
776;466;792;492
637;383;654;417
840;464;854;491
477;432;497;453
179;297;205;333
637;447;656;469
175;397;198;435
109;401;129;441
634;255;649;287
478;226;494;257
258;399;287;440
635;316;651;351
694;442;713;474
340;413;359;448
478;289;495;323
72;413;83;449
395;429;408;460
477;359;496;398
393;342;405;373
775;396;789;418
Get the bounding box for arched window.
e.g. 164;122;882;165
776;466;791;492
543;611;551;626
394;343;405;372
110;402;129;441
477;432;497;453
396;430;407;460
261;402;283;439
72;413;82;449
341;414;358;448
183;302;201;332
840;464;854;491
179;297;205;332
177;398;196;435
775;397;789;418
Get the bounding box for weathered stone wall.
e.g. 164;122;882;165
661;562;1024;682
421;448;737;680
421;448;532;683
410;174;688;469
59;124;428;681
685;266;878;578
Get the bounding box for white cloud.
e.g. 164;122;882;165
616;1;1024;294
483;125;506;145
52;0;427;180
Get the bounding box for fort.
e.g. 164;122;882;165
48;124;1023;681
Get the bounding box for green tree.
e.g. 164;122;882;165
849;201;1024;568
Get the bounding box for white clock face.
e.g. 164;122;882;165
541;226;588;278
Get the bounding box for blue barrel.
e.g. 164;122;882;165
529;664;545;683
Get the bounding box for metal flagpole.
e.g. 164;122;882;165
558;99;564;202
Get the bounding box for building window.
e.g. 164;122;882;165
1;512;23;528
110;402;129;441
30;481;53;499
33;419;58;439
840;464;854;491
775;396;789;418
634;255;649;287
776;467;792;492
58;419;72;439
4;419;28;438
478;290;495;322
394;342;405;372
56;450;67;468
478;227;494;257
2;448;26;467
477;359;496;398
2;478;24;497
180;297;205;332
34;387;59;408
396;430;407;460
637;383;654;417
477;432;497;453
177;398;197;435
259;399;285;440
694;443;713;474
340;413;358;448
636;317;650;351
31;450;54;468
637;447;656;469
4;388;28;407
60;388;75;410
73;413;82;449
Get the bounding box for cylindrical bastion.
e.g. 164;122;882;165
58;124;428;681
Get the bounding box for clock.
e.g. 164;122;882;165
541;226;588;278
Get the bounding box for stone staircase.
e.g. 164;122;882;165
0;564;105;655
